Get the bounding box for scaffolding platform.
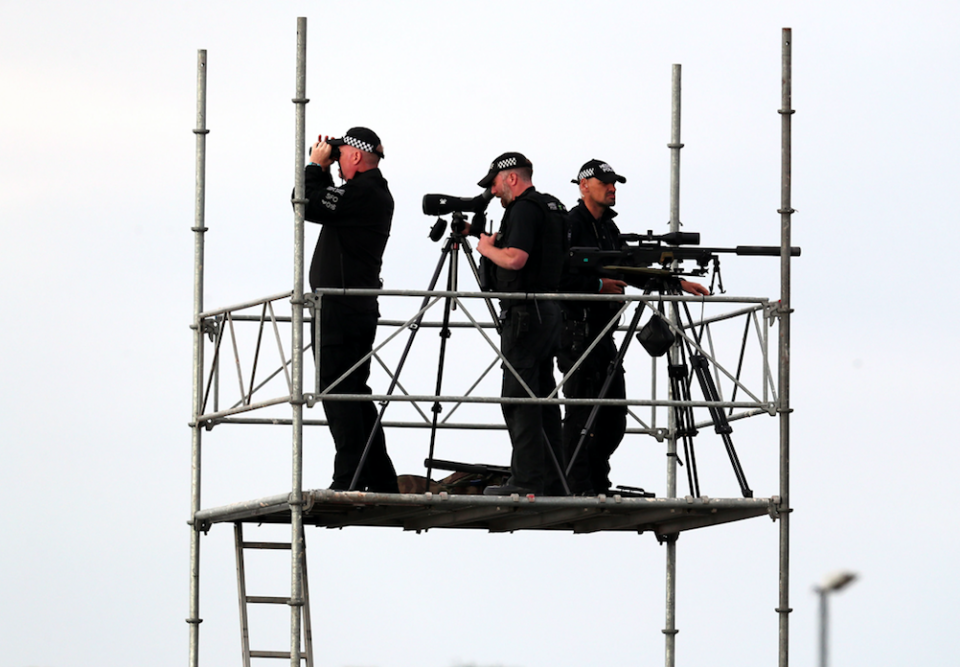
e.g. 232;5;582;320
195;490;778;535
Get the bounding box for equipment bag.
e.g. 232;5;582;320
637;300;676;357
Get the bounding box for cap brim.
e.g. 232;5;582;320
477;171;497;188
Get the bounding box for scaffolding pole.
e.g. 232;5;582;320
777;27;795;667
663;62;683;667
289;16;309;667
187;48;208;667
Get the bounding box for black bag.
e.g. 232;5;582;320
637;301;675;357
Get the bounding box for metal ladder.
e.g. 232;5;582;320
234;523;314;666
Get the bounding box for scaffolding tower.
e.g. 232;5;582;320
187;19;796;667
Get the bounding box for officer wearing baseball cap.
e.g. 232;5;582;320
302;126;398;493
474;151;565;496
558;159;707;495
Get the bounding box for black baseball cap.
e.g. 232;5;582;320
328;127;385;158
572;159;626;184
477;152;533;188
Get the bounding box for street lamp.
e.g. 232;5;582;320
814;571;858;667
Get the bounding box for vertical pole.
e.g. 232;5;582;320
668;64;683;238
289;17;309;667
817;590;828;667
187;48;209;667
666;63;683;498
663;63;683;667
777;27;795;667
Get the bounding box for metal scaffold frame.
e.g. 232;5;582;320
187;18;795;667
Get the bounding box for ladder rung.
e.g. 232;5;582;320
241;541;292;550
246;596;290;605
249;650;308;660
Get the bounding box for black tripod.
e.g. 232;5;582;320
667;296;752;498
564;276;752;499
346;213;570;495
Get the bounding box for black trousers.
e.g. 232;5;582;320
315;301;398;492
556;317;627;494
500;302;563;494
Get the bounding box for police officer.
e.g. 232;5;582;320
559;159;708;495
303;127;399;493
474;152;565;496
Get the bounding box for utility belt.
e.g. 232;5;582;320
499;299;560;334
560;305;619;355
561;303;620;327
499;301;538;333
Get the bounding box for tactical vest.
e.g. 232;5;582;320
483;190;567;294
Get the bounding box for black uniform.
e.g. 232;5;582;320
491;188;565;494
304;165;398;492
557;200;628;494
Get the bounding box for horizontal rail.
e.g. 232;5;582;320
217;307;764;331
241;541;292;550
306;393;773;410
209;417;510;430
309;286;769;304
198;291;293;319
249;650;306;660
196;394;774;426
194;493;292;525
195;396;291;424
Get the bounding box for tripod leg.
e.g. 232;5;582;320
459;237;502;335
565;295;649;481
676;297;751;496
669;357;700;498
423;251;460;486
691;354;753;498
670;300;753;497
543;425;570;495
347;237;455;491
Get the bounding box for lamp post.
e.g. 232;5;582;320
814;571;858;667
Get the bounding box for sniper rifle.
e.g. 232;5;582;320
567;230;801;291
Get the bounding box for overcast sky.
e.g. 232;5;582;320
3;2;959;667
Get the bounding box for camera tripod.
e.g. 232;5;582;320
564;274;753;499
346;212;570;495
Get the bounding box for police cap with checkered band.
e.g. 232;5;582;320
477;152;533;188
328;127;385;159
571;159;626;184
